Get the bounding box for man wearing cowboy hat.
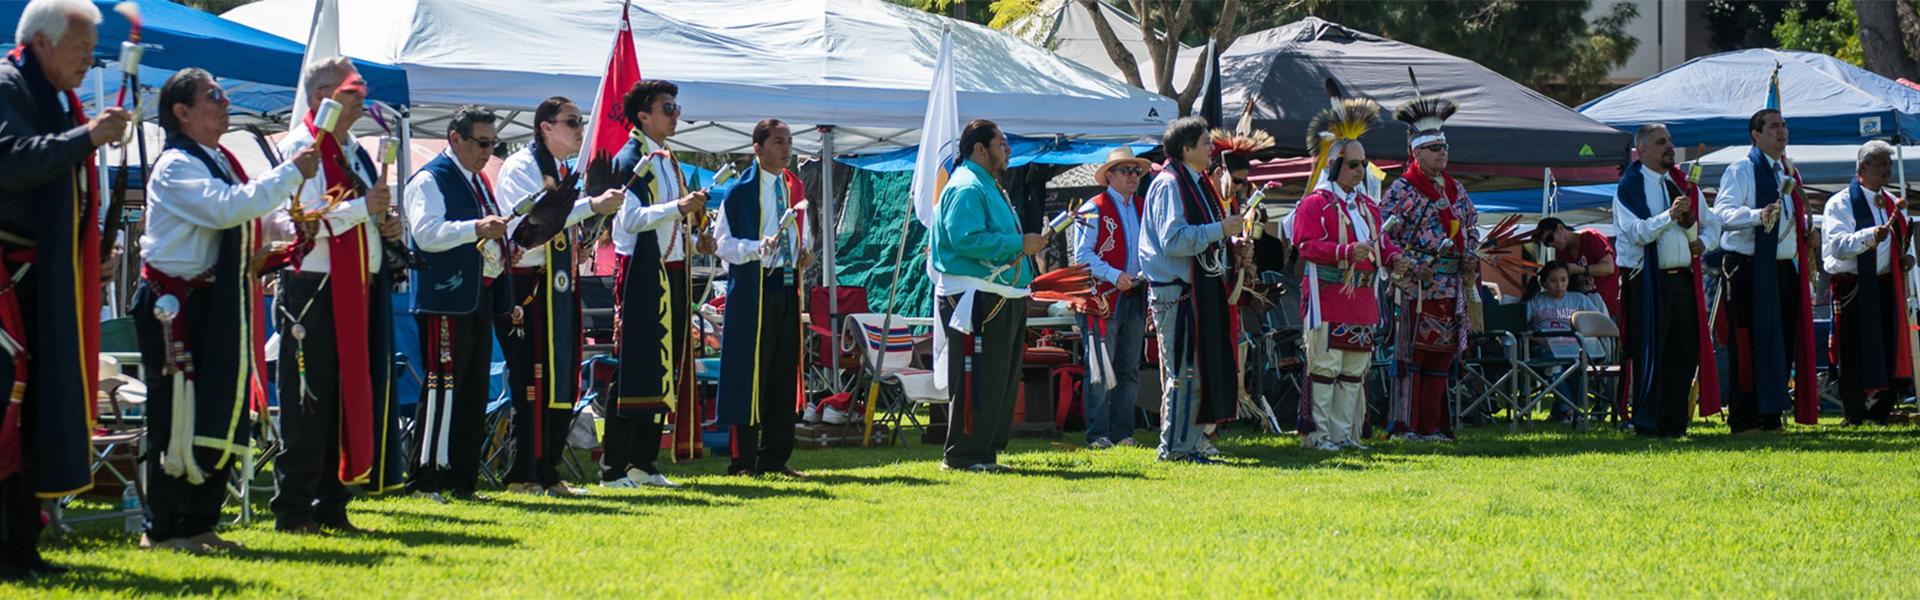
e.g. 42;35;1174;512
1071;147;1152;449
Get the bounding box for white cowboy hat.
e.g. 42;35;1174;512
1092;146;1153;186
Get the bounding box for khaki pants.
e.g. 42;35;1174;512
1306;325;1370;445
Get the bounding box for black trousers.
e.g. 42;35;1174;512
409;285;498;496
600;266;682;480
729;278;800;474
272;273;356;527
1834;272;1902;424
1624;268;1699;437
1727;255;1797;432
131;283;241;540
940;293;1028;469
0;259;42;562
502;271;574;488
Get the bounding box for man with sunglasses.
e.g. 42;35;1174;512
403;105;513;503
1380;93;1477;442
603;80;707;489
136;69;318;553
272;57;408;534
1072;147;1151;450
494;96;623;496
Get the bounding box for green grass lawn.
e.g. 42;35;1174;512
9;421;1919;598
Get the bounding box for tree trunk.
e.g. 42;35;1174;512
1174;0;1240;116
1078;0;1145;88
1859;0;1920;82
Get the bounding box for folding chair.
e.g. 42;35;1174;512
1256;271;1304;429
1510;328;1589;432
842;313;937;445
49;355;148;540
477;390;515;487
1571;310;1622;427
1454;301;1526;431
806;286;869;398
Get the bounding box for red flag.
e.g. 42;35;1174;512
582;3;642;196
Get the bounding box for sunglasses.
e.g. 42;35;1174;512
202;86;227;103
655;102;682;116
1418;142;1449;153
547;117;585;129
1343;159;1367;170
1232;178;1250;187
466;136;499;150
1112;167;1144;176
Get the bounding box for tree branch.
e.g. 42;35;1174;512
1157;0;1197;96
1134;0;1167;93
1077;0;1144;88
1174;0;1240;116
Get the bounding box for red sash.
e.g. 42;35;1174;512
1666;167;1722;416
303;113;375;485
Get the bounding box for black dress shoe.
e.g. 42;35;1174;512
17;555;68;576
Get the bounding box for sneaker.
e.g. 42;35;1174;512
412;491;449;505
1340;438;1371;451
1308;439;1342;452
546;483;591;497
941;462;994;473
600;477;642;489
1183;455;1223;465
1197;440;1222;457
630;468;681;488
140;534;211;555
505;482;545;496
1088;437;1114;450
1114;438;1140;448
982;463;1015;473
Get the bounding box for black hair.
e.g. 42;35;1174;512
1532;217;1569;245
753;118;789;145
621;80;679;130
1748;109;1781;134
530;96;573;180
157;68;213;133
448;104;497;140
958;119;1002;165
1526;260;1573;301
1162;116;1209;163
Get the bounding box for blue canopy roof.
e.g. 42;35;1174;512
0;0;409;108
1580;49;1920;146
1472;183;1616;214
839;136;1158;172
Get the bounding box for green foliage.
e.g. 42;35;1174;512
1774;0;1865;65
15;422;1920;596
987;0;1042;30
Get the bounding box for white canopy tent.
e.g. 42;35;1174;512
1005;0;1201;88
222;0;1175;154
225;0;1175;326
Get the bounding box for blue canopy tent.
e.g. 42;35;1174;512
0;0;409;113
1580;49;1920;146
1473;183;1616;214
838;136;1158;172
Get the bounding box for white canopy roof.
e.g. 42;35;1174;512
1006;0;1200;87
223;0;1176;154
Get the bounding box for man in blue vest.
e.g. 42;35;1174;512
404;105;514;503
713;118;812;478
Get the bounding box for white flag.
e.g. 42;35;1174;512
290;0;341;124
913;28;960;390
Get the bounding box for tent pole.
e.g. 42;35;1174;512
821;126;839;336
397;107;414;263
94;66;119;317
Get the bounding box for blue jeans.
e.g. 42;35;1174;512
1081;290;1146;444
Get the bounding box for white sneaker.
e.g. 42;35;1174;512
1308;439;1342;451
1340;438;1370;451
1401;433;1429;443
630;468;681;489
1088;437;1114;450
600;477;641;489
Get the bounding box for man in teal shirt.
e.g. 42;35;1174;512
932;119;1045;473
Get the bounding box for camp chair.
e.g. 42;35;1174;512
807;286;869;397
577;274;618;354
842;313;937;445
1510;325;1590;432
1256;271;1304;430
49;355;148;540
1571;310;1622;427
1454;300;1525;431
477;389;515;487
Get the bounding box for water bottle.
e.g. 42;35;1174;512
121;487;142;534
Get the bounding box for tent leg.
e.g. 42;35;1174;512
820;126;839;391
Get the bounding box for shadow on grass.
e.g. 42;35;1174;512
1008;467;1149;481
16;566;264;596
375;526;520;548
230;545;398;567
801;473;942;487
358;507;500;526
685;481;837;502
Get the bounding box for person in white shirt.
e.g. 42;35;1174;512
1820;140;1912;425
712;118;813;478
1711;109;1817;433
271;57;407;535
137;68;317;553
1612;123;1722;438
494;96;622;497
603;80;707;489
404;105;513;503
1070;147;1150;450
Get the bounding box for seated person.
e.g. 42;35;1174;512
1525;261;1608;422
